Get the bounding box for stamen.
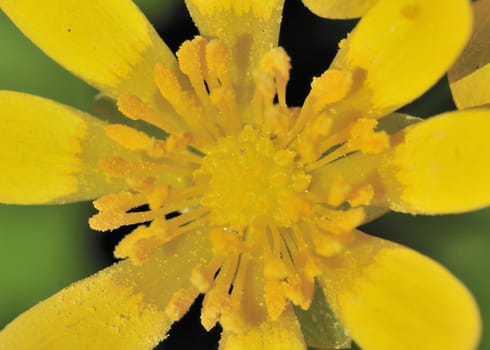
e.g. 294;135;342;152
205;39;242;134
169;214;210;237
93;192;146;212
210;227;244;256
326;176;352;207
264;279;287;320
262;105;293;137
264;257;289;281
251;47;292;129
316;207;365;236
154;64;217;145
308;69;353;113
89;196;202;231
346;118;389;154
206;39;232;88
283;69;351;147
147;184;170;210
201;256;239;330
295;113;333;163
252;70;275;126
86;37;383;336
117;95;182;135
348;183;375;207
191;256;225;293
105;124;153;152
260;47;291;107
209;86;241;134
220;255;250;330
311;227;344;257
177;37;210;105
166;286;201;322
283;272;314;310
113;219;168;264
167;206;209;231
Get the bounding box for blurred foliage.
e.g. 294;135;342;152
1;1;489;349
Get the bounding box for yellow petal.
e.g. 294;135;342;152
0;90;127;204
302;0;378;19
449;0;490;109
294;284;351;349
0;229;211;349
219;306;306;350
185;0;284;100
380;108;490;214
310;152;382;199
319;230;481;350
0;0;179;104
323;0;472;118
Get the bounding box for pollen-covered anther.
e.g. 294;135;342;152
347;117;390;154
113;220;168;264
348;183;375;207
154;64;202;119
154;63;216;146
166;286;200;322
92;191;146;212
210;228;244;255
264;258;289;280
283;273;314;310
295;113;333;162
201;280;230;330
147;184;170;210
260;47;291;107
309;69;353;113
117;94;180;135
191;266;213;293
265;280;287;320
206;39;232;87
295;251;321;281
263;105;293;137
190;255;225;293
253;69;276;104
317;208;365;236
177;36;207;79
311;229;344;257
208;86;241;134
88;210;127;231
105;124;153;152
177;36;210;101
217;300;246;332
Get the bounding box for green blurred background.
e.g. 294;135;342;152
1;1;489;349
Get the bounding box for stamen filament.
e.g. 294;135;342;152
117;95;184;135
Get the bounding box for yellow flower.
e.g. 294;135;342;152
0;0;486;349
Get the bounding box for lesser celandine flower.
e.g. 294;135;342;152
0;0;487;349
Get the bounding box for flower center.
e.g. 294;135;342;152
87;35;392;332
195;126;311;230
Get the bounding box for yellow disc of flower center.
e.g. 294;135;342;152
194;126;311;230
